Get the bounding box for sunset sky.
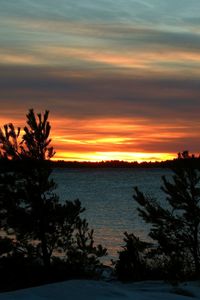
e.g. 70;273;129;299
1;0;200;161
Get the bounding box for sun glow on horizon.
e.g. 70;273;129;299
50;116;195;163
53;151;176;163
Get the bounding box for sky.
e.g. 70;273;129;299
0;0;200;162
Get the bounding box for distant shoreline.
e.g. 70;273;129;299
1;157;200;170
51;157;200;169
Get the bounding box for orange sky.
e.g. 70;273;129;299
1;113;197;162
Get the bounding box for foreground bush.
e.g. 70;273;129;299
114;232;151;281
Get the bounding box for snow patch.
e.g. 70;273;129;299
0;280;200;300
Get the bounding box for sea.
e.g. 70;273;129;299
53;168;172;262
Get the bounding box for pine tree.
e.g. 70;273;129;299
0;109;107;274
0;109;58;267
134;153;200;278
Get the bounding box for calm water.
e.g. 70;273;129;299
53;168;172;262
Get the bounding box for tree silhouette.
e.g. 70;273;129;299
134;153;200;278
0;109;106;275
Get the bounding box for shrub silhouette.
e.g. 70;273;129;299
114;232;150;281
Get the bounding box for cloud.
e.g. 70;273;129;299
0;65;200;121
